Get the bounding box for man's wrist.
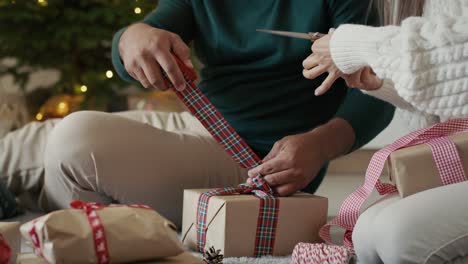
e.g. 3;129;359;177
308;118;356;161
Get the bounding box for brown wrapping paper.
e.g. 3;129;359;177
20;206;184;264
0;222;20;264
16;252;202;264
388;132;468;197
181;190;328;257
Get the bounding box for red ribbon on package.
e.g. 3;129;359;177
28;201;152;264
292;119;468;263
162;56;280;256
0;234;11;264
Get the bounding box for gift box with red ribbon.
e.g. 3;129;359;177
181;181;328;257
20;201;186;264
0;222;20;264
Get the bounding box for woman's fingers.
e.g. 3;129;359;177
303;64;328;80
314;72;339;96
302;54;319;70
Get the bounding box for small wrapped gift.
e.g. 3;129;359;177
20;201;184;264
388;131;468;197
0;222;20;264
182;189;328;257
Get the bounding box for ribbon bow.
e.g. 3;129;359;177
196;174;279;256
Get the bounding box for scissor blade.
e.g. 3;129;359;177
256;29;311;40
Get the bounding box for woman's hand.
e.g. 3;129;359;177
246;131;328;196
302;29;343;96
343;67;383;91
119;23;193;91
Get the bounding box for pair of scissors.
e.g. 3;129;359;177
256;29;325;41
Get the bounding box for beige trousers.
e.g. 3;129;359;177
0;110;246;226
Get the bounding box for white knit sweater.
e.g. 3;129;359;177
330;0;468;130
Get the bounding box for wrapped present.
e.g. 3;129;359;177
0;222;20;264
182;187;328;257
388;131;468;197
16;252;202;264
20;201;184;264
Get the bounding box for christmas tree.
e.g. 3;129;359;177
0;0;158;120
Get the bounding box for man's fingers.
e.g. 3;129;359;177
314;73;339;96
247;156;288;178
141;58;167;90
303;64;327;80
274;183;300;196
156;52;186;91
263;170;295;187
133;67;151;89
263;141;283;163
171;34;194;68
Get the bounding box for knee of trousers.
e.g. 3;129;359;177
362;205;427;264
43;111;110;208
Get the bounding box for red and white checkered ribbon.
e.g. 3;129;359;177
0;234;11;264
28;201;152;264
162;55;280;256
292;243;355;264
291;119;468;263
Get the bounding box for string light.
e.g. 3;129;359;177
57;101;69;116
80;85;88;92
134;7;142;14
35;113;43;121
37;0;48;7
106;70;114;79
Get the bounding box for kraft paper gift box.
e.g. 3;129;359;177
181;189;328;257
20;202;185;264
16;252;203;264
388;132;468;197
0;222;20;264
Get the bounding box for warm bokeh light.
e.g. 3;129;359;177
134;7;142;14
57;101;69;116
106;70;114;79
35;113;43;121
37;0;48;7
80;85;88;92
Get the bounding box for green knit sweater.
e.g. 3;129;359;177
112;0;394;192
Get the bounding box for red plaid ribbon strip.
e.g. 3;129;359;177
320;118;468;250
0;234;11;264
162;56;279;256
162;57;261;170
196;175;279;256
28;201;152;264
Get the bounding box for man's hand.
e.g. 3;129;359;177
119;23;193;91
302;29;343;96
343;67;383;91
247;118;355;196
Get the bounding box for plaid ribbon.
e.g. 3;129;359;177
28;201;152;264
317;118;468;254
162;55;279;256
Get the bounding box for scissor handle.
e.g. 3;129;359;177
308;32;326;41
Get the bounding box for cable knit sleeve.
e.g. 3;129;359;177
330;2;468;119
